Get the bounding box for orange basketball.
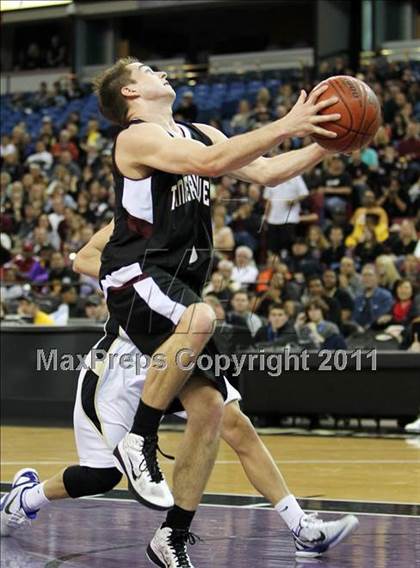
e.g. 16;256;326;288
311;75;382;153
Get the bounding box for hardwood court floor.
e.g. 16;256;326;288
1;426;419;503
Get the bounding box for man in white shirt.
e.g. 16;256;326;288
263;175;309;254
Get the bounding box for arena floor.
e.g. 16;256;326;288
1;427;420;567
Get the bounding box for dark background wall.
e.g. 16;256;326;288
2;326;419;426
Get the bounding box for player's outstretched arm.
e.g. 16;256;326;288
116;86;339;179
73;220;113;278
195;122;330;187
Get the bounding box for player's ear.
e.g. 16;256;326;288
121;85;140;98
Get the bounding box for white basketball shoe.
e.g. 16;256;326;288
113;432;174;510
293;513;359;557
405;417;420;434
146;525;197;567
1;468;40;537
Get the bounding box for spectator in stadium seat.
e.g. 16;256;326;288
321;226;346;270
387;219;418;256
295;300;347;350
322;269;354;323
231;246;259;288
353;265;393;329
263;175;309;254
254;303;298;344
285;238;321;278
345;189;389;247
375;255;401;290
32;227;53;255
46;35;67;68
51;130;79;161
217;259;241;293
48;251;77;284
84;295;107;322
229;202;261;252
354;227;386;265
256;252;287;293
377;177;409;220
17;293;55;325
13;242;48;285
1;135;17;159
256;272;300;318
17;204;38;240
397;122;420;160
230;99;251;135
2;151;23;181
302;275;341;325
26;140;53;172
175;91;197;122
202;271;233;305
24;43;42;70
227;290;262;337
306;224;329;260
400;254;420;287
318;155;352;218
213;211;235;258
377;279;419;327
204;294;227;324
59;285;85;318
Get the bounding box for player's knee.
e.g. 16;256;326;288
189;388;224;433
180;303;216;338
63;466;122;498
222;404;255;452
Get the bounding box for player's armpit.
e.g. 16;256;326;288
116;122;220;178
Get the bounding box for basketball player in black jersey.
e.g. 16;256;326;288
91;57;340;566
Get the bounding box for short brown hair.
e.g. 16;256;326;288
92;57;138;126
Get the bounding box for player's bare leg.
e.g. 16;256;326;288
141;303;217;411
147;376;224;567
113;302;217;511
221;402;359;557
222;402;289;504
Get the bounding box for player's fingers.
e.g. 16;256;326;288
308;83;328;103
312;126;338;138
297;89;307;104
315;96;339;112
312;113;341;123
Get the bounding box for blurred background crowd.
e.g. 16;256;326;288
1;56;419;351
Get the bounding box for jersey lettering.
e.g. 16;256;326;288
171;175;210;210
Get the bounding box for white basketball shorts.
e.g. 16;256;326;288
74;333;241;469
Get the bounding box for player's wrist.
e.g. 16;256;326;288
276;116;297;139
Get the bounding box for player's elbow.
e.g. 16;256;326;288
191;147;229;178
191;156;225;178
72;252;84;274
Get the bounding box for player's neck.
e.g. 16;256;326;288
128;101;178;135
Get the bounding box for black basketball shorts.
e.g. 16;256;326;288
101;262;228;399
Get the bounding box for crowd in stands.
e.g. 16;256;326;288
13;36;69;71
0;56;419;350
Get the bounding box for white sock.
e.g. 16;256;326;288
275;494;305;531
22;481;49;513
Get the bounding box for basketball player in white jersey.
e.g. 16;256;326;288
2;225;358;565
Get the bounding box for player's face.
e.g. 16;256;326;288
124;62;175;101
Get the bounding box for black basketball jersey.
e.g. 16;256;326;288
100;120;214;293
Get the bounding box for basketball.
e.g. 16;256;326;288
311;75;382;153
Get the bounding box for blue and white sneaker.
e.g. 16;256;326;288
1;468;40;537
293;512;359;557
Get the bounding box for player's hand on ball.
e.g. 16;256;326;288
283;85;341;138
